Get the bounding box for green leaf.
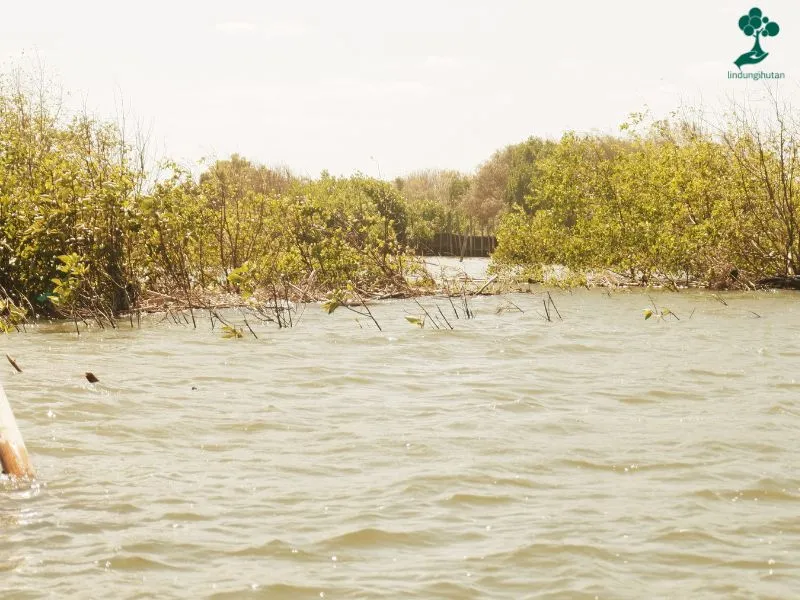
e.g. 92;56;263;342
405;315;425;327
321;298;340;314
643;309;653;320
221;324;243;339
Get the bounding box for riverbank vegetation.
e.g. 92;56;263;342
493;100;800;290
0;70;439;330
1;67;799;332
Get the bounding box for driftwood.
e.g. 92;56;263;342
0;379;34;479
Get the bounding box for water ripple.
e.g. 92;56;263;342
2;285;800;597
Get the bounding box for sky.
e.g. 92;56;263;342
1;0;799;178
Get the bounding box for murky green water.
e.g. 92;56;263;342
2;264;800;598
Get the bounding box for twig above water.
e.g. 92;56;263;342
413;299;440;330
546;292;562;321
436;305;454;330
474;275;498;296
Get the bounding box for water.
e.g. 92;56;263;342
2;264;800;598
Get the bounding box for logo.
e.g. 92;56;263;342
727;7;785;80
734;7;780;70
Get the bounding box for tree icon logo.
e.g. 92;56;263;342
734;7;780;70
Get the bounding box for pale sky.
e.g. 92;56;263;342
2;1;799;178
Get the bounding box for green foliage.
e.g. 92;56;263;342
392;137;557;251
198;155;297;284
321;291;344;314
50;253;88;310
226;263;255;298
0;71;145;317
405;315;425;327
5;64;800;316
0;298;26;333
221;324;243;339
464;137;557;228
273;175;412;291
394;169;472;247
494;107;800;287
394;145;560;247
0;70;419;317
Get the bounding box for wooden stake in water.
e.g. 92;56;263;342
0;379;34;479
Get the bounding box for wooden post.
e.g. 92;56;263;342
0;380;34;479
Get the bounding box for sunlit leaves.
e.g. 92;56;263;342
0;299;27;333
221;324;243;339
492;107;800;287
321;297;341;314
405;315;425;327
0;73;146;316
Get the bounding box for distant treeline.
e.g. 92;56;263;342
1;68;799;328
